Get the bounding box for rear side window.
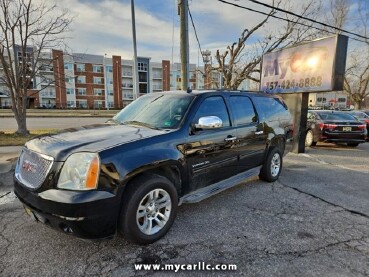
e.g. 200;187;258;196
252;96;288;121
193;96;230;127
229;96;256;125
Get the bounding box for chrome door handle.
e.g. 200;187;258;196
224;136;237;142
255;131;264;135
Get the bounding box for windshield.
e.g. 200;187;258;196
112;93;194;129
318;112;357;121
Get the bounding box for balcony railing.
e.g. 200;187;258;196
122;71;133;77
40;91;56;98
122;83;133;88
152;85;163;90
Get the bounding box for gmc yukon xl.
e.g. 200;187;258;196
14;90;293;244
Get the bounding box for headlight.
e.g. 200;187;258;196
57;153;100;191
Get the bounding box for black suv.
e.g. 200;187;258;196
14;91;293;244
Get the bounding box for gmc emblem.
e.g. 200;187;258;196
22;160;37;173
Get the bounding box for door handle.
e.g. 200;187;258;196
224;136;237;142
255;131;264;135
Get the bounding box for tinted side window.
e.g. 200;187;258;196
229;96;256;125
193;96;230;127
253;97;288;121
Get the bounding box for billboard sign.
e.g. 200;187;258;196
260;35;348;93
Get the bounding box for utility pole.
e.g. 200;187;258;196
179;0;189;91
131;0;139;99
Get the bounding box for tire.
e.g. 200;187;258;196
259;147;283;182
305;130;315;147
347;143;359;147
119;174;178;244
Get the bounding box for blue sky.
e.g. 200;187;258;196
61;0;367;65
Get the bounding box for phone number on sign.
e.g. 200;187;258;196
264;76;323;91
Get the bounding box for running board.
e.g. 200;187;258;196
179;166;261;205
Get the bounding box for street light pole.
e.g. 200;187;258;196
131;0;139;100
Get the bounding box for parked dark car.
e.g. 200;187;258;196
14;90;293;244
305;110;367;147
348;111;369;141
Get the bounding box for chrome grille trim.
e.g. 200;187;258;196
15;148;54;190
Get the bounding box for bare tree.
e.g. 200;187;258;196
344;0;369;109
320;0;369;108
344;48;369;109
0;0;72;135
207;0;320;90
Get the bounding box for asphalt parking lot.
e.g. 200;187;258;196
1;142;369;276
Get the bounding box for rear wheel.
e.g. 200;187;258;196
347;143;359;147
259;147;283;182
119;174;178;244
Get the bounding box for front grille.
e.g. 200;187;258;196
15;148;54;190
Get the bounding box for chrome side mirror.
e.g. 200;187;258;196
195;116;223;130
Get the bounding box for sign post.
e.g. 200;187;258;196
260;35;348;153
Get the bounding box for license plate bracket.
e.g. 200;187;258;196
342;126;352;132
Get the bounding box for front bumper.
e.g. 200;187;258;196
14;179;121;239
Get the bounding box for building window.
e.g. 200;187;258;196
64;63;73;70
93;65;103;73
76;88;86;95
76;63;85;72
123;92;134;99
139;72;147;82
93;88;104;96
67;101;75;108
65;77;74;84
138;62;147;71
66;88;75;95
317;97;327;103
77;100;88;109
77;76;86;84
139;83;147;94
94;100;103;108
93;77;103;84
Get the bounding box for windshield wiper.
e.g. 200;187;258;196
122;121;160;130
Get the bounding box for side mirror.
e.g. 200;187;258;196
195;116;223;130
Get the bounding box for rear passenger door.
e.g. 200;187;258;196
228;96;267;172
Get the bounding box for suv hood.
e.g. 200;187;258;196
25;123;167;161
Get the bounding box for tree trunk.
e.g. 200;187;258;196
13;93;29;135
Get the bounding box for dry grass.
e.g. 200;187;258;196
0;129;58;146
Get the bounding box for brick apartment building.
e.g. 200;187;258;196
0;47;250;109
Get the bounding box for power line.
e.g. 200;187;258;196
188;3;206;64
244;0;369;41
217;0;368;44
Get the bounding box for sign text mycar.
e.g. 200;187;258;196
260;35;348;93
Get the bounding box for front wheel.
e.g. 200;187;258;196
119;174;178;244
259;147;283;182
